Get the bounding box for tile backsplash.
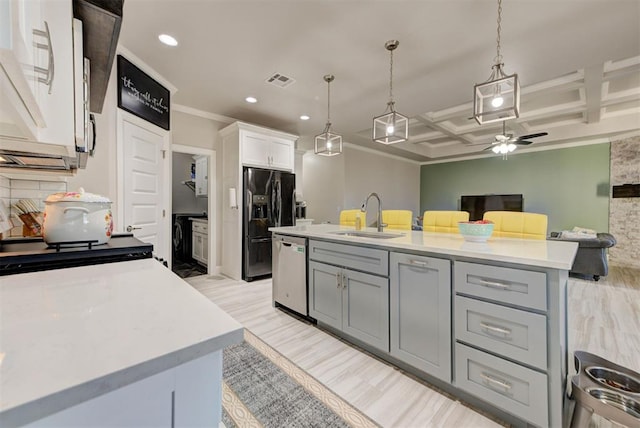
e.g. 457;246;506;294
0;178;67;237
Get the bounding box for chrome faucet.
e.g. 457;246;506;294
361;192;385;232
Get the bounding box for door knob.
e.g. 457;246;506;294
126;225;141;232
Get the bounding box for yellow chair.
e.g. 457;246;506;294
339;209;366;227
423;210;470;233
483;211;548;239
381;210;413;230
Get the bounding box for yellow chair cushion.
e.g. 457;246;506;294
423;210;470;233
339;209;366;227
483;211;548;240
381;210;413;230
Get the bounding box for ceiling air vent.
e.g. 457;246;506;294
265;73;296;88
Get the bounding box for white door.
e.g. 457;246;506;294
122;117;167;259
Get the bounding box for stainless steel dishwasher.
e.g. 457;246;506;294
272;234;307;315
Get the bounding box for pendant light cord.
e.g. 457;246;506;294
327;78;331;124
389;48;394;104
494;0;503;65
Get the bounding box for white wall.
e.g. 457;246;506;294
344;146;420;224
172;110;232;269
172;152;207;214
302;151;345;224
302;145;420;225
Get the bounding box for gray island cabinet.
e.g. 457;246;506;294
390;252;452;383
271;224;579;427
309;240;390;352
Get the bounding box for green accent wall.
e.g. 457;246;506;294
420;143;610;233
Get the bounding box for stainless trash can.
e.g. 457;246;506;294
570;351;640;427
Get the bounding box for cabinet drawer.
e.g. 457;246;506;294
455;296;547;370
309;240;388;276
454;262;546;311
455;343;548;427
192;222;208;234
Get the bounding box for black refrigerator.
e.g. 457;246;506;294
243;167;295;281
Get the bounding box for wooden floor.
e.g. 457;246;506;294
187;265;640;428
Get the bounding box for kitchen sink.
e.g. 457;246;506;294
330;230;404;239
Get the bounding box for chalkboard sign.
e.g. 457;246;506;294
117;55;170;130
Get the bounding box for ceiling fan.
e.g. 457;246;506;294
485;122;548;153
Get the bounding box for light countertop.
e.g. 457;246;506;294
270;224;578;270
189;217;208;224
0;259;243;426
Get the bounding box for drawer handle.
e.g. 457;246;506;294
478;279;511;290
481;372;512;392
480;322;513;339
409;259;428;268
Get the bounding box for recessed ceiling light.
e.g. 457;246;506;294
158;34;178;46
245;96;258;103
300;115;310;121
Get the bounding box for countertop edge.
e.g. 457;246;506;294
270;226;578;271
0;328;243;427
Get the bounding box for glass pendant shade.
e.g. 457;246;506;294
473;0;520;125
474;68;520;125
373;108;409;144
314;74;342;156
314;124;343;156
373;40;408;144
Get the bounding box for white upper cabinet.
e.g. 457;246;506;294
241;129;294;171
194;155;208;197
0;0;77;156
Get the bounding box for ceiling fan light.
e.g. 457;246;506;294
507;143;517;152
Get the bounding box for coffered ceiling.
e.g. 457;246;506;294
119;0;640;162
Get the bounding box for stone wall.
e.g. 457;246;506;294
609;135;640;269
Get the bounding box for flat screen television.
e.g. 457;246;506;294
461;194;523;221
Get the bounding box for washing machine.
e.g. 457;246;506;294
172;213;206;262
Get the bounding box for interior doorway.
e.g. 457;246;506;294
117;109;169;262
170;144;216;278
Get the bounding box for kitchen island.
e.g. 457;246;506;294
0;259;243;427
270;224;578;427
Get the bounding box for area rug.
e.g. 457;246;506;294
222;330;379;428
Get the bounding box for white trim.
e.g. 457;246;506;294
419;138;611;165
172;143;213;157
609;130;640;142
116;45;178;94
219;121;298;140
343;142;421;165
170;144;217;276
172;104;236;124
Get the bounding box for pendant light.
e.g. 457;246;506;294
373;40;408;144
473;0;520;125
314;74;343;156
